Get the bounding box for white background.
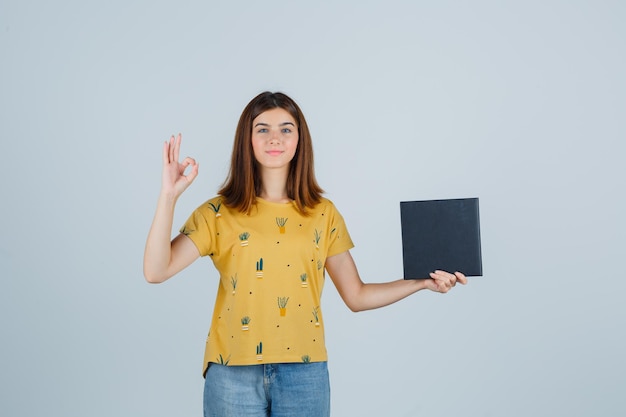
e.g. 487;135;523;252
1;1;624;416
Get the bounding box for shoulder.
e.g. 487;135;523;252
193;196;224;212
312;197;344;217
315;197;336;208
183;196;228;223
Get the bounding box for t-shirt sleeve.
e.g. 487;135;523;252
179;204;213;257
326;202;355;258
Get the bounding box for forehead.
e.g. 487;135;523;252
253;107;297;125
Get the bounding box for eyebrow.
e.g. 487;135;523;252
254;122;296;128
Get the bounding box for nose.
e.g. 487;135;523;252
269;129;281;143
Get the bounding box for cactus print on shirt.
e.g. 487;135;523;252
180;197;354;375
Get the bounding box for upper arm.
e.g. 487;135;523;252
150;233;200;283
171;232;201;265
325;250;364;311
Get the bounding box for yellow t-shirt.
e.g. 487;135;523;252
180;196;354;374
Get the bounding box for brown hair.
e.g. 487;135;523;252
218;91;324;214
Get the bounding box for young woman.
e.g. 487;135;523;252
143;91;467;417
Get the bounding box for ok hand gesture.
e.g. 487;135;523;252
161;133;198;199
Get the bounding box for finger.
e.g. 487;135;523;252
455;272;468;285
429;273;450;292
180;156;196;171
162;141;170;165
181;157;198;177
186;161;199;183
434;280;449;293
434;270;456;279
173;133;182;164
433;270;456;286
168;135;175;163
430;271;449;283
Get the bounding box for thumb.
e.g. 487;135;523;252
178;158;199;185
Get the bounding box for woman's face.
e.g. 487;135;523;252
251;107;299;171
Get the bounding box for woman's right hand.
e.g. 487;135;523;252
161;133;198;199
144;133;200;284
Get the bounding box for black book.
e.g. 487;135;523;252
400;198;483;279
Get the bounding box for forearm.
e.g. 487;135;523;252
326;251;452;312
143;192;178;283
349;279;428;312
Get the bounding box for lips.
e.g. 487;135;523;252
266;150;283;156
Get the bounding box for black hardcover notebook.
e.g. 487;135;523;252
400;198;483;279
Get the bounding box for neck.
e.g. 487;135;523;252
258;167;290;203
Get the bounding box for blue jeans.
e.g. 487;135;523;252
203;362;330;417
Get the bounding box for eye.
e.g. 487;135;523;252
257;128;268;133
281;128;292;134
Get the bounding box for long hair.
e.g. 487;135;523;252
218;92;324;214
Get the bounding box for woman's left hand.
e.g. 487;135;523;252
426;270;467;293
